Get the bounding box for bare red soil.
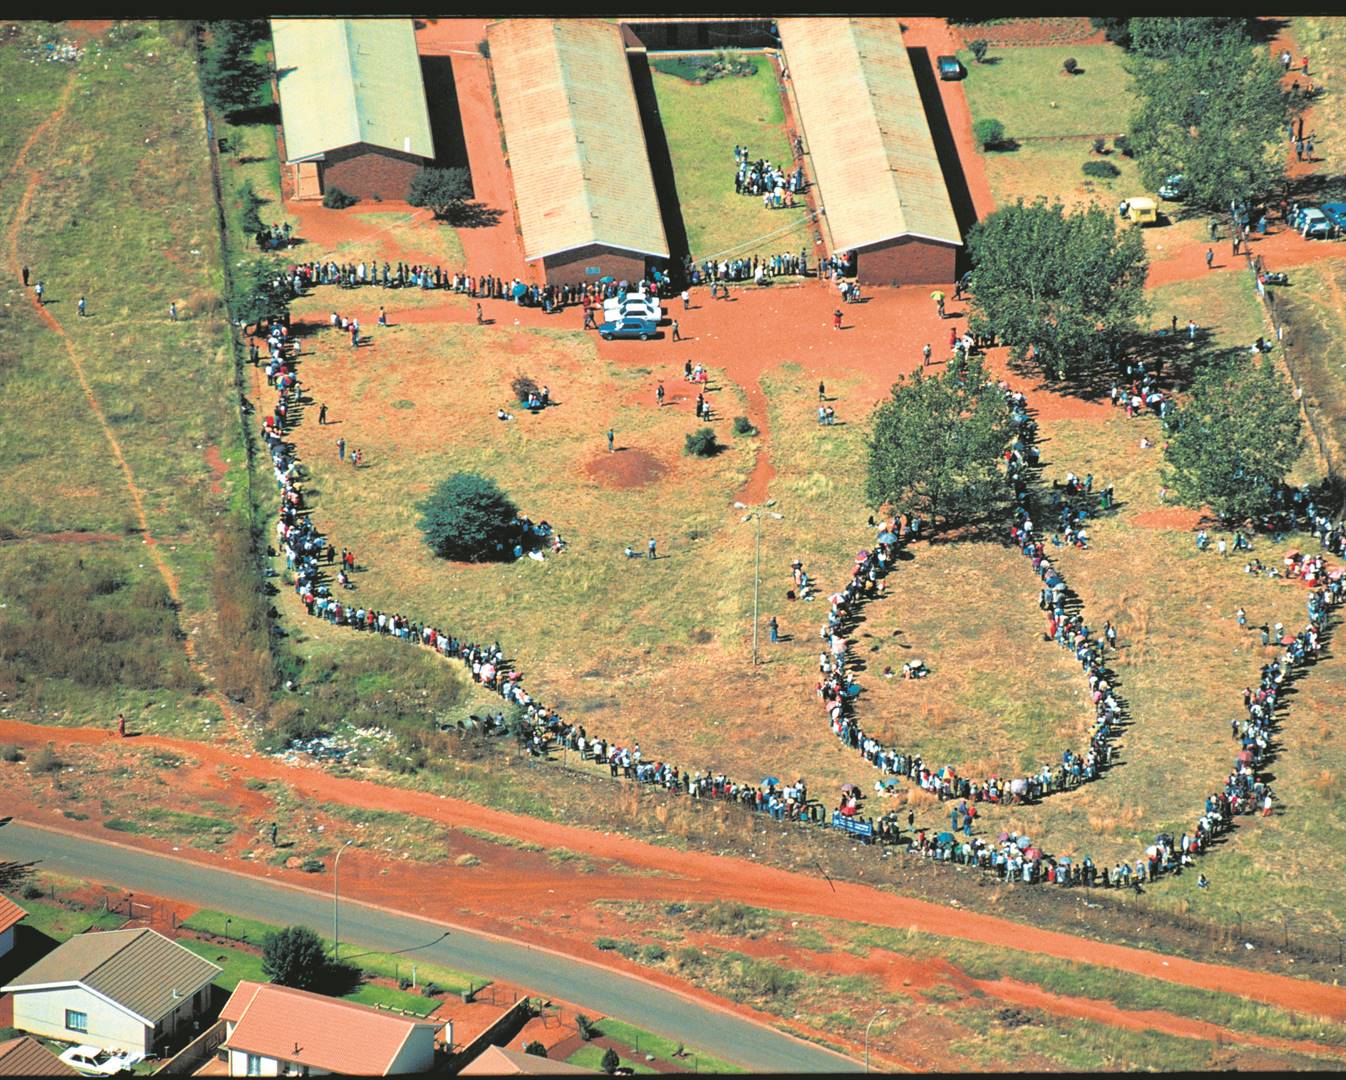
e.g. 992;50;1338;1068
582;448;669;489
204;445;229;495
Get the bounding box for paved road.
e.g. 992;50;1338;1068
1;822;860;1072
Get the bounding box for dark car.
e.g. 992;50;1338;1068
598;317;659;341
937;55;964;80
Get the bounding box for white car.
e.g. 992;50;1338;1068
601;295;663;322
59;1045;145;1076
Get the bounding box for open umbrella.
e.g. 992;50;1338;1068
1281;635;1296;645
998;832;1011;843
937;832;955;844
876;531;899;545
1024;847;1040;860
856;549;870;560
829;593;847;605
1237;750;1253;763
762;776;780;787
1057;856;1072;865
511;282;526;298
599;275;615;284
841;783;858;793
880;777;901;789
1016;835;1032;849
930;290;945;301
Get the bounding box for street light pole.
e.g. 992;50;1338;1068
864;1007;888;1073
333;840;353;962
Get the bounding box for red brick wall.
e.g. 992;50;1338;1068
856;236;958;286
320;143;426;201
541;245;649;288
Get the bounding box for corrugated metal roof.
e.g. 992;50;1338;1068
778;17;961;252
222;981;438;1076
0;894;27;936
2;929;219;1024
487;19;669;261
0;1036;79;1076
271;18;435;163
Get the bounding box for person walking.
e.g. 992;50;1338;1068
681;288;690;310
1295;138;1305;162
936;294;945;318
318;403;328;425
832;308;842;330
656;382;665;407
768;615;779;644
337;437;346;461
671;319;681;341
1233;234;1242;256
269;821;279;846
647;536;657;560
168;300;176;320
1205;248;1214;270
922;343;932;367
21;266;29;287
34;281;44;305
607;428;614;453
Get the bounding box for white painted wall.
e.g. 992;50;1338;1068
11;985;151;1054
228;1048;334;1077
386;1026;436;1075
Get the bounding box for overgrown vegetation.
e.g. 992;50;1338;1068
198;20;270;117
651;51;757;83
211;515;274;706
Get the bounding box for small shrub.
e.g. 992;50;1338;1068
423;981;443;997
1063;57;1078;74
1114;133;1132;157
0;744;22;762
299;857;325;873
594;936;620;951
640;944;667;964
973;117;1005;151
576;1014;595;1041
322;187;359;210
684;427;720;458
969;39;988;62
510;373;540;402
732;415;756;436
28;744;62;775
243;777;268;791
21;884;44;900
523;1041;547;1058
1082;161;1120;179
398;976;412;990
454;853;480;867
1092;136;1107;154
601;1047;620;1075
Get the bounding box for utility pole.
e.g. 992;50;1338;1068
333;840;353;962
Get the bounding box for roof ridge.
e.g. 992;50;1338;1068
555;21;599;229
338;19;364;150
847;18;909;238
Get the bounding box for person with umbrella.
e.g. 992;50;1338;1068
931;289;945;318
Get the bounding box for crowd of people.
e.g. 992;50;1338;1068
687;250;810;286
254;270;1338;893
732;144;806;207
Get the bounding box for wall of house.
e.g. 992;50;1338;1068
855;236;958;286
0;926;13;958
11;986;151;1054
541;245;650;289
386;1026;436;1075
319;143;427;202
228;1048;333;1077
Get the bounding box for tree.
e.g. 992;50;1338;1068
522;1042;547;1058
969;39;988;63
407;167;473;220
972;118;1005;151
684;427;720;457
199;20;269;116
1163;354;1303;523
1128;32;1287;210
1063;57;1078;75
1128;17;1248;57
417;472;520;561
261;925;329;990
965;199;1149;383
0;860;35;894
1089;17;1132;49
600;1047;621;1075
864;355;1013;529
228;258;292;329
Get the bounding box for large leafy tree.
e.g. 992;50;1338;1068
966;200;1149;383
1163;354;1303;523
199;20;269;116
417;472;521;562
261;925;329;991
1127;17;1249;57
407;167;473;220
228;258;292;329
1128;32;1287;210
865;355;1013;529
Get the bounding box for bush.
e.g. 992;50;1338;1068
0;744;22;762
684;427;720;457
576;1014;595;1041
1082;161;1121;179
640;944;668;963
321;187;358;210
1092;136;1107;154
239;180;265;235
417;472;521;562
601;1047;621;1075
1063;57;1078;74
594;937;620;951
523;1041;547;1058
28;744;62;774
732;415;756;436
510;373;540;402
261;926;329;990
1114;133;1132;157
969;39;988;62
423;981;443;997
299;858;325;873
398;976;412;990
973;117;1005;150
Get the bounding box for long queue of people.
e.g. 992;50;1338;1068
687;250;811;286
256;281;1338;891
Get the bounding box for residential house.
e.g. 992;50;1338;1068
0;1035;78;1076
0;894;26;959
459;1044;598;1075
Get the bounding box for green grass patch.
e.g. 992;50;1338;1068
565;1045;656;1074
343;981;440;1016
592;1017;745;1073
17;898;126;941
104;807;235;841
178;939;266;991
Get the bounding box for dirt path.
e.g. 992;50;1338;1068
3;80;244;740
417;18;533;284
5;717;1346;1027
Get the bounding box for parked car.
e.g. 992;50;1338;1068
1298;207;1332;239
1157;173;1187;200
936;55;964;80
601;295;664;322
598;317;659;341
1321;202;1346;232
59;1045;145;1076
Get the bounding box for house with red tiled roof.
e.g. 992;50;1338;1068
0;1035;78;1076
219;981;442;1077
0;895;26;960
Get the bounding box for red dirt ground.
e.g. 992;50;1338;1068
948;18;1106;49
204;445;229;495
582;448;669;489
63;20;114;40
1133;507;1207;531
6;719;1346;1032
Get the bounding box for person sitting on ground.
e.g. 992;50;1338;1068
624;544;638;558
498;408;514;421
902;659;929;679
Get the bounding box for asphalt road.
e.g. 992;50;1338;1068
1;822;861;1072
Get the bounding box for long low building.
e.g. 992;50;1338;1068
271;18;436;201
779;17;962;285
487;18;669;285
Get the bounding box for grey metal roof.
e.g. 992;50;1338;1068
2;929;219;1024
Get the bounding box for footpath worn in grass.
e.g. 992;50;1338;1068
0;23;247;730
650;62;813;262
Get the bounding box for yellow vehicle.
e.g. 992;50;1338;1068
1119;197;1158;226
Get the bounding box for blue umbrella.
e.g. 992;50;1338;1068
937;832;955;844
511;282;526;298
599;275;615;284
762;776;780;787
876;531;899;544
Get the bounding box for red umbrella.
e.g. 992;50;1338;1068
1237;750;1253;763
1281;635;1296;645
1024;847;1040;860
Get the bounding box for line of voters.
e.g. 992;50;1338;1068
255;273;1339;891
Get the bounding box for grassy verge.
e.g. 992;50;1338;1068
16;897;127;940
589;1016;745;1074
565;1045;656;1074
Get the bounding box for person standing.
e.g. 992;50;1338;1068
922;343;932;367
77;294;86;317
832;308;842;330
818;380;826;401
684;358;693;381
269;821;278;846
168;300;176;320
1205;248;1214;270
318;403;328;425
681;288;690;310
21;266;29;286
671;319;681;341
768;615;779;644
34;281;44;305
936;294;945;318
1188;319;1197;341
116;712;126;738
647;536;657;560
607;428;614;453
337;436;346;461
1233;233;1242;256
656;382;665;407
378;305;387;326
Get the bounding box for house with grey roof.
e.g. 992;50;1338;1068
2;928;220;1056
271;18;436;201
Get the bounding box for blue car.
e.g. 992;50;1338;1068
598;317;659;341
937;55;964;80
1322;203;1346;231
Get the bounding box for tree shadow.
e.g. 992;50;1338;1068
449;202;504;228
226;102;281;126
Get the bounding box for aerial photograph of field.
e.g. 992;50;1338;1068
4;13;1346;1076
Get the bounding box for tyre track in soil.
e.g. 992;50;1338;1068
2;80;244;738
4;714;1346;1028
